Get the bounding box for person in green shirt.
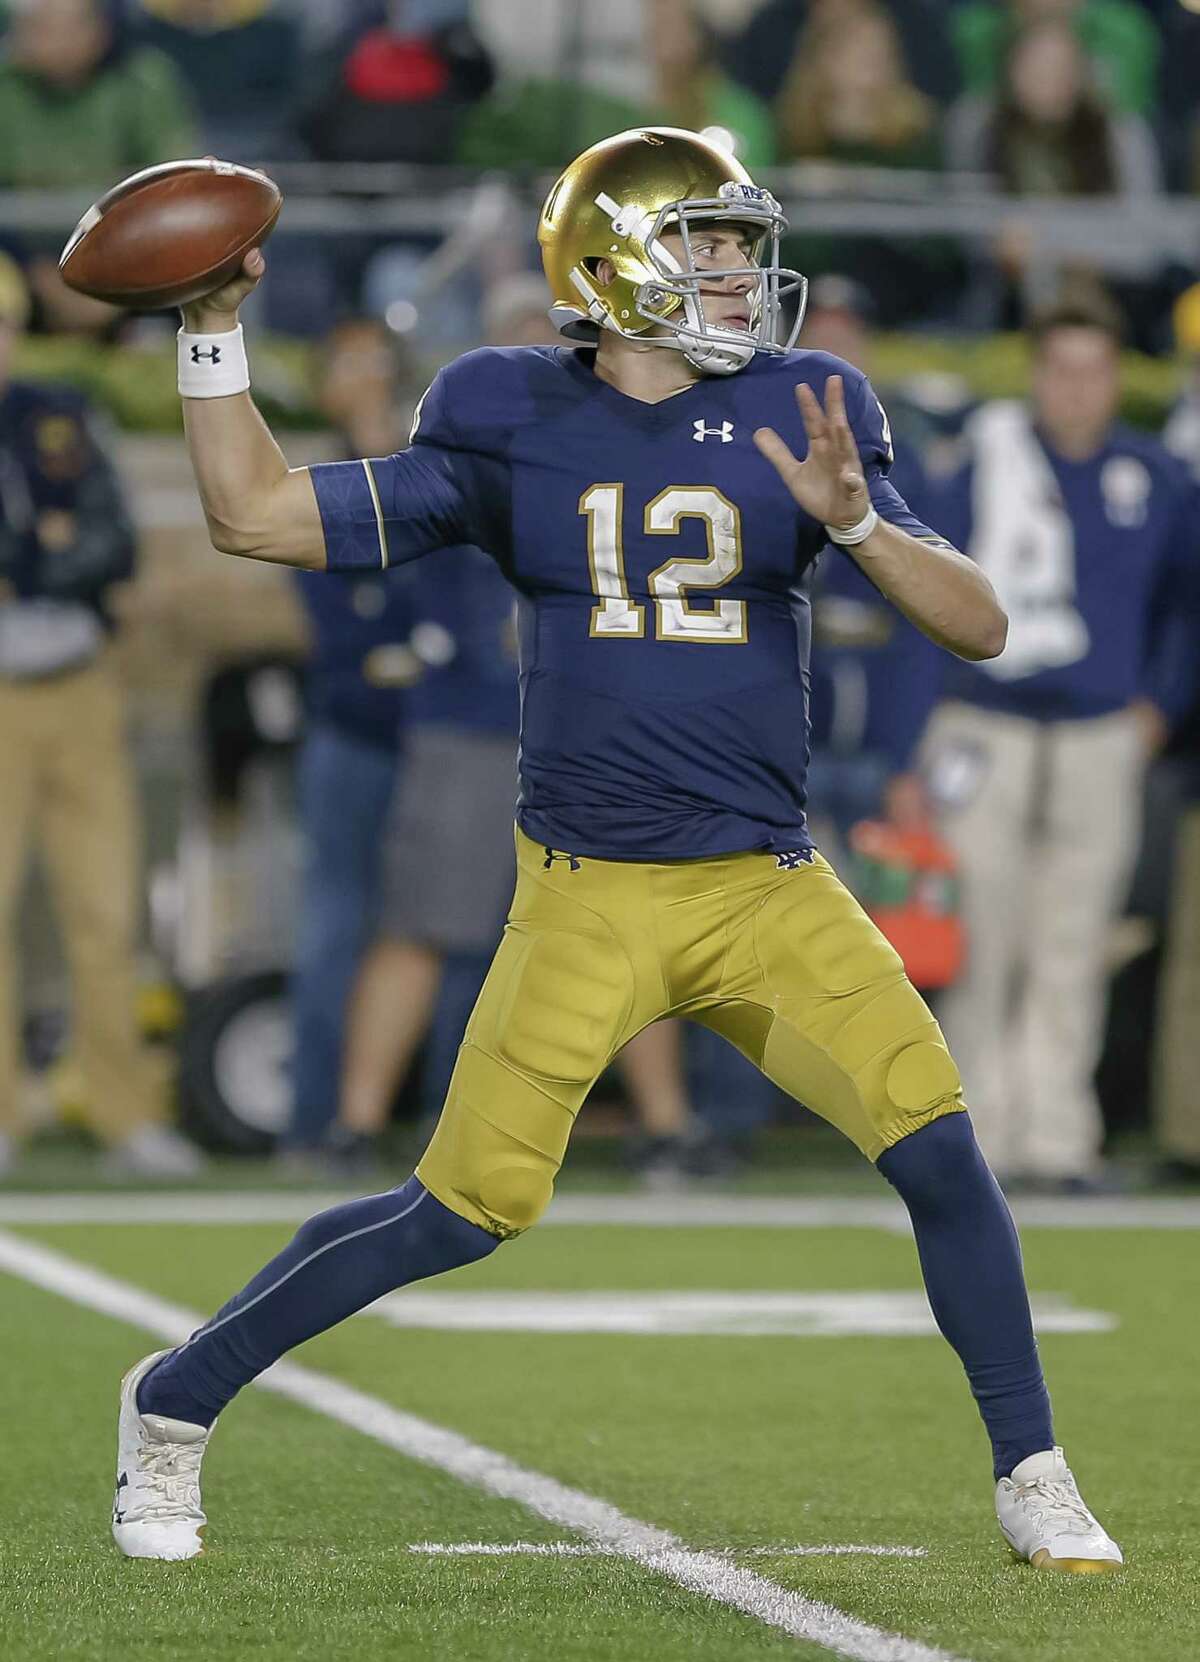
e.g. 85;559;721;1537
952;0;1159;119
647;0;775;169
0;0;197;190
457;0;774;173
775;0;941;170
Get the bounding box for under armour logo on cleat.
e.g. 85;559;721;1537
775;848;815;870
113;1471;128;1524
543;847;581;871
190;344;221;364
693;419;734;443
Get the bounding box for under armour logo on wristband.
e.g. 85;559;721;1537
190;344;221;364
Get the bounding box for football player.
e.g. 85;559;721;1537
113;129;1120;1575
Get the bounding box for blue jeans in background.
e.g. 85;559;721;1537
288;723;398;1148
685;1022;781;1143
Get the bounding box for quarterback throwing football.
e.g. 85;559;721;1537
113;129;1121;1575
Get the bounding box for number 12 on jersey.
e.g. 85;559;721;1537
580;483;747;644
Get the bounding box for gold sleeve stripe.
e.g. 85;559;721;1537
361;458;388;570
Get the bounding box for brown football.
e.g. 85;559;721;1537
59;159;282;310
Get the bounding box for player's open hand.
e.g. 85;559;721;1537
754;376;870;534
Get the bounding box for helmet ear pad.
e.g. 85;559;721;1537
572;243;684;339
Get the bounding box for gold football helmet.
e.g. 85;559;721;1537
538;126;806;376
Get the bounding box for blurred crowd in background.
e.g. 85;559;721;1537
5;0;1200;343
2;0;1200;1195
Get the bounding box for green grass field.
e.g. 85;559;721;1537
0;1183;1196;1662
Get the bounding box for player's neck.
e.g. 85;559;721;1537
592;334;702;405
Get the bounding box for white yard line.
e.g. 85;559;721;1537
0;1189;1197;1230
408;1541;928;1559
0;1227;966;1662
365;1287;1114;1337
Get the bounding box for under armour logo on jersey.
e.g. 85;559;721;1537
190;344;221;364
543;847;581;872
775;848;815;870
693;419;734;443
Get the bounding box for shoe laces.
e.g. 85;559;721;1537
1014;1475;1095;1536
125;1434;204;1521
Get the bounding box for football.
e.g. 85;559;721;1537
58;158;282;311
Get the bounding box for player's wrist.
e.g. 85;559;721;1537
181;305;240;334
178;321;250;399
825;506;879;547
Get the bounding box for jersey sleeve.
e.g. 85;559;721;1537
309;367;485;572
848;371;957;550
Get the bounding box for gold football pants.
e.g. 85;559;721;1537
417;827;965;1237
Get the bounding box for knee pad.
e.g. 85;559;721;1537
474;1158;556;1237
885;1039;962;1117
424;1133;555;1240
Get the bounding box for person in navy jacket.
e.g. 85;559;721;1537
0;251;201;1179
923;294;1200;1190
286;318;418;1154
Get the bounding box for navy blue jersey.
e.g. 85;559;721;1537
933;413;1200;725
406;545;520;738
309;346;947;860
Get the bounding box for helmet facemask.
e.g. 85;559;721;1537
575;181;808;377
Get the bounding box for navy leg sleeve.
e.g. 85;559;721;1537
139;1177;498;1426
877;1114;1055;1480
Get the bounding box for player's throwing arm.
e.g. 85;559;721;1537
173;251;328;570
59;161;326;570
754;376;1008;661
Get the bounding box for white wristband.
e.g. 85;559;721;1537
178;324;250;398
825;507;879;547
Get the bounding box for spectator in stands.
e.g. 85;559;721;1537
952;0;1159;120
0;252;202;1179
133;1;302;158
774;0;941;169
770;4;961;326
946;17;1160;196
0;0;197;188
921;295;1200;1193
470;0;646;109
298;0;494;164
284;317;418;1161
455;49;644;170
726;0;959;110
647;0;774;167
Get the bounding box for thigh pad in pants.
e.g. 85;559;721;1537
417;914;636;1238
716;857;965;1161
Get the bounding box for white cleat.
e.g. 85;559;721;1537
113;1351;211;1560
995;1446;1123;1573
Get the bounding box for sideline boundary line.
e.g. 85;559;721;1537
0;1227;966;1662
